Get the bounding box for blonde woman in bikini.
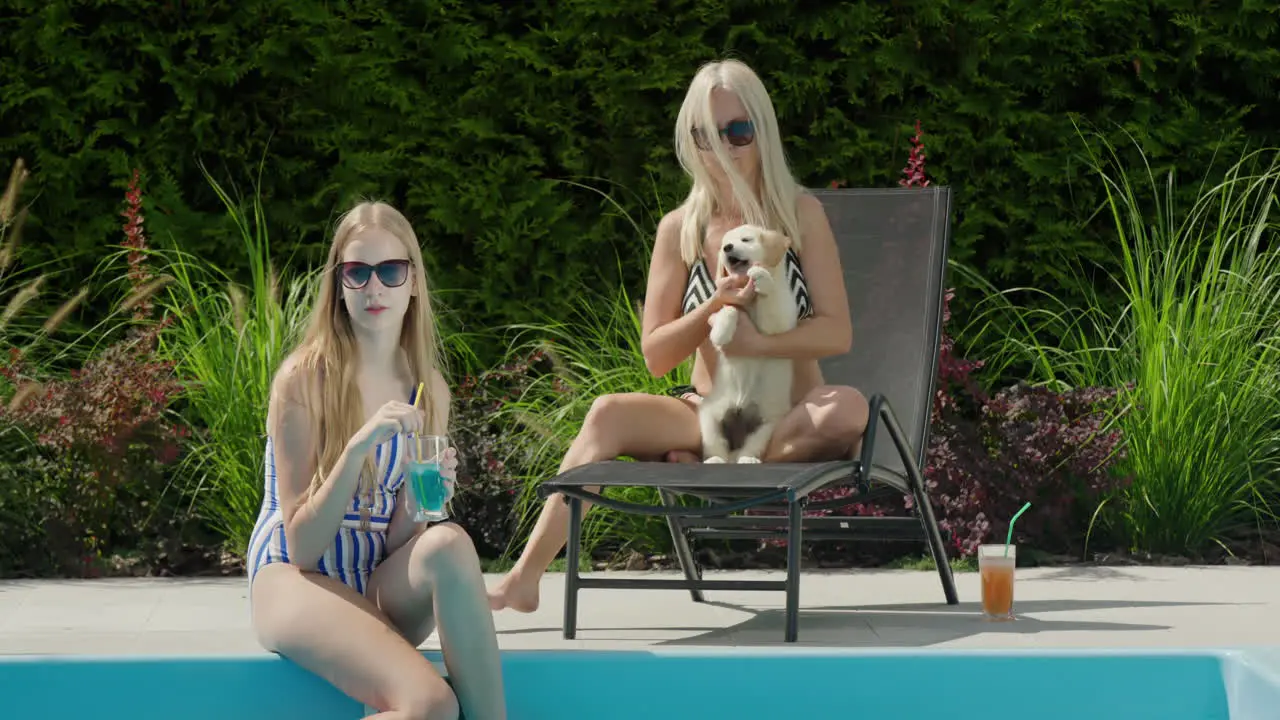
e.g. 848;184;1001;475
489;59;870;613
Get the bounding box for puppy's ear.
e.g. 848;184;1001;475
759;230;792;267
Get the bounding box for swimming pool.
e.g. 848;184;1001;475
2;647;1278;719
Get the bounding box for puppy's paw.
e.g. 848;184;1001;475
709;311;737;348
747;266;774;295
714;305;739;321
703;456;727;464
709;306;738;346
736;456;762;464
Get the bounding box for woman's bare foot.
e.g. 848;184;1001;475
487;572;541;613
665;449;701;463
488;451;696;613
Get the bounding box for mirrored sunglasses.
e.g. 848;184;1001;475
692;119;756;151
338;259;411;290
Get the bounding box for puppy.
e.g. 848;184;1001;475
700;224;798;464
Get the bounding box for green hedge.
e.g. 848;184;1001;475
3;0;1277;358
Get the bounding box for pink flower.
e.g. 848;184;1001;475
899;120;931;189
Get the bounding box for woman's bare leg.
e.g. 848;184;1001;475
250;563;458;720
488;392;702;612
764;385;870;462
368;522;506;720
669;386;869;463
665;393;704;463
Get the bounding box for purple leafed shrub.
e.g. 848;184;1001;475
449;350;552;558
910;291;1128;557
0;169;189;575
801;290;1126;559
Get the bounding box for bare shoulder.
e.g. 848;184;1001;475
652;206;693;272
795;191;836;249
270;355;311;406
655;205;686;244
641;205;692;335
796;191;831;228
267;355;317;441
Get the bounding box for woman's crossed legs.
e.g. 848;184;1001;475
487;384;869;613
251;523;506;720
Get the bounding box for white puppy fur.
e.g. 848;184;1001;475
700;224;797;464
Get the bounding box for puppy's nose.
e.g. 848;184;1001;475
724;243;735;253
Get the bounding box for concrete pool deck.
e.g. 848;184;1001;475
1;566;1277;655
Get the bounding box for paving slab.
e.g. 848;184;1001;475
0;566;1277;655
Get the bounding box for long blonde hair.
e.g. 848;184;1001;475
272;201;447;508
673;59;805;267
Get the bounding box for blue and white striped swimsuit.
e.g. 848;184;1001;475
246;433;408;595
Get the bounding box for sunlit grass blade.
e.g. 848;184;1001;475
144;159;312;556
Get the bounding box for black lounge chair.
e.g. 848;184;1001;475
537;186;961;642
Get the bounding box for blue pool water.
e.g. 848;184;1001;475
2;648;1279;719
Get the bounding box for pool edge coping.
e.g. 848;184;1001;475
0;646;1275;663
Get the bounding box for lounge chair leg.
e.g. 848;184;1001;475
911;475;958;605
784;497;803;643
880;398;960;607
563;496;583;639
659;489;704;603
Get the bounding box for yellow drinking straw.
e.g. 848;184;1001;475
413;381;425;456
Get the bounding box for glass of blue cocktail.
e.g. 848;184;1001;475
405;433;449;523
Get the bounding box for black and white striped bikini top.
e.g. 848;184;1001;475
682;245;814;319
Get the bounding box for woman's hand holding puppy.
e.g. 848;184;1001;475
708;274;760;349
711;273;756;311
719;313;766;356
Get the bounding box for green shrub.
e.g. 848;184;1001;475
4;1;1279;361
0;164;194;576
961;130;1280;556
0;327;190;576
0;158;89;375
447;351;548;559
151;166;316;557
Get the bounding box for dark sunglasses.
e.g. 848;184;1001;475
692;119;755;151
337;259;411;290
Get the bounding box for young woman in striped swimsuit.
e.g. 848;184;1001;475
489;58;871;614
247;201;506;719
